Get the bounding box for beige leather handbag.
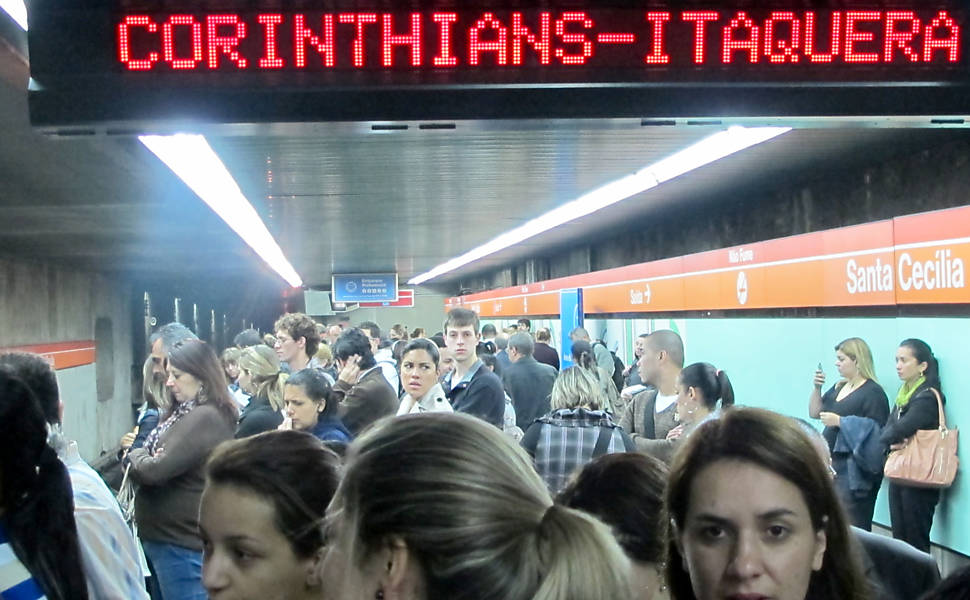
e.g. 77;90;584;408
884;388;959;488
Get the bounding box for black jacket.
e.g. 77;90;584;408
235;394;283;438
853;526;940;600
532;342;560;371
502;356;558;429
879;386;942;447
444;362;506;428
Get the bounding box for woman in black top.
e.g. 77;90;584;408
809;337;889;530
235;345;286;438
879;338;944;552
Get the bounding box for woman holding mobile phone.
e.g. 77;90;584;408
808;337;889;531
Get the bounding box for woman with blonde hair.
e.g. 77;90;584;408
235;344;288;438
570;340;621;414
808;337;889;530
521;366;635;493
120;355;171;454
320;412;632;600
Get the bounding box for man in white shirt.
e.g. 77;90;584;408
0;352;150;600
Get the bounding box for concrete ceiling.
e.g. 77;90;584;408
2;14;968;299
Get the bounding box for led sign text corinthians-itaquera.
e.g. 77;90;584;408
115;8;963;80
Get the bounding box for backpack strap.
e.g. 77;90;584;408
592;426;614;458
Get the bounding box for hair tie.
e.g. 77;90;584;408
715;369;722;377
539;503;558;529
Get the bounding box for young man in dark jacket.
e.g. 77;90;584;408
441;308;505;428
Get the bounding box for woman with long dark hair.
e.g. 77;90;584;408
126;340;238;600
879;338;946;552
666;407;869;600
0;366;88;599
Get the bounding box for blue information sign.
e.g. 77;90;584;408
559;288;583;369
332;274;398;303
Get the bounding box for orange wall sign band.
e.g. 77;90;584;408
0;341;97;370
446;204;970;316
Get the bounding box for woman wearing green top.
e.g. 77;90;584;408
879;338;945;552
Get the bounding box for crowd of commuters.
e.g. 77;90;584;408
0;307;962;600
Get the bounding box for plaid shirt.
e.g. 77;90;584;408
521;408;632;493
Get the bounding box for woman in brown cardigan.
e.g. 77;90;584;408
127;340;237;600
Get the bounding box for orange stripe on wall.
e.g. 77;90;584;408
0;340;97;370
447;205;970;316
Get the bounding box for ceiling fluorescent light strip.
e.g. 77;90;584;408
139;134;303;288
408;126;790;286
0;0;27;30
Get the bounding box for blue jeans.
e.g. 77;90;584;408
141;540;206;600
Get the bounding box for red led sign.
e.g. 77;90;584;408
114;9;962;77
25;1;970;126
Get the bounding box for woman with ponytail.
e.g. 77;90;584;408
879;338;945;552
235;344;288;438
571;340;621;414
639;362;734;463
0;366;88;599
668;362;734;439
320;412;631;600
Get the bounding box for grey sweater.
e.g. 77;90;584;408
617;387;679;462
127;403;235;551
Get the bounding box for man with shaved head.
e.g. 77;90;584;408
618;329;684;461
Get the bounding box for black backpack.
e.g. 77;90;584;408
594;341;626;394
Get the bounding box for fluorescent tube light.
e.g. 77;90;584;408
408;126;790;286
139;134;303;288
1;0;27;30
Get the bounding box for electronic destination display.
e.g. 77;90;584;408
26;2;970;127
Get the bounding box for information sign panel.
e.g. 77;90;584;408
332;273;398;303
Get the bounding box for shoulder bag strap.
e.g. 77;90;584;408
592;426;613;458
931;388;947;430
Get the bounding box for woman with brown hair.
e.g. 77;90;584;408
126;339;238;600
200;431;341;600
665;407;869;600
